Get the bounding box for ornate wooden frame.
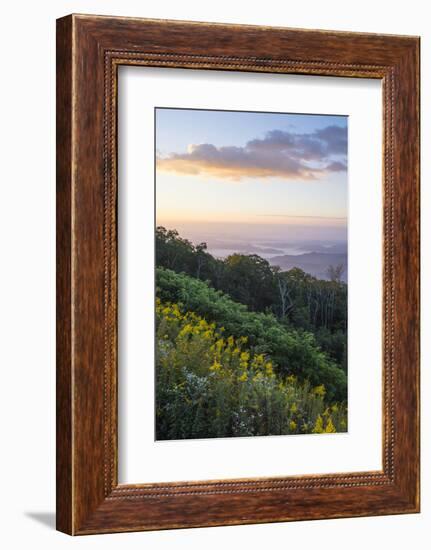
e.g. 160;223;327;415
56;14;420;535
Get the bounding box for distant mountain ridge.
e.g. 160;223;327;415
269;252;348;282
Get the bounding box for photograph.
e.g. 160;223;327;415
49;8;421;538
0;1;423;543
155;107;349;440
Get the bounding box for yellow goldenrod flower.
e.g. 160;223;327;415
216;338;224;351
265;362;273;376
313;384;326;398
178;323;193;337
238;372;248;382
240;351;249;363
325;418;337;433
312;415;324;434
210;360;222;372
155;298;347;438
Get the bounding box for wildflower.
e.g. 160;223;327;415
240;351;250;363
155;298;348;438
325;418;337;433
313;385;326;398
238;372;248;382
312;415;324;434
216;338;224;352
171;304;181;318
179;323;193;337
264;362;273;376
210;360;221;372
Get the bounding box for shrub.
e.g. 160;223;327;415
155;299;347;440
156;267;347;402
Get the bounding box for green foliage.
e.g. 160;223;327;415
315;328;348;372
156;299;347;440
156;226;347;366
278;267;347;334
156;267;347;402
221;253;276;311
156;226;217;281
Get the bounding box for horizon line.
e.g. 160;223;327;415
156;217;347;226
257;214;347;221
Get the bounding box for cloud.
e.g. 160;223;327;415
157;125;347;181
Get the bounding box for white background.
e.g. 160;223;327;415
118;67;382;483
0;1;428;548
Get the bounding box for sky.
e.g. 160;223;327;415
155;108;348;244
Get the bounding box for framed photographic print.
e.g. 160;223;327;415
56;14;420;535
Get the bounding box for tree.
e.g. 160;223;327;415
274;269;294;318
156;267;347;402
195;242;208;279
222;254;276;311
326;263;345;283
155;226;348;383
156;226;196;272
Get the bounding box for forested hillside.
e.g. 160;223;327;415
155;226;348;439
